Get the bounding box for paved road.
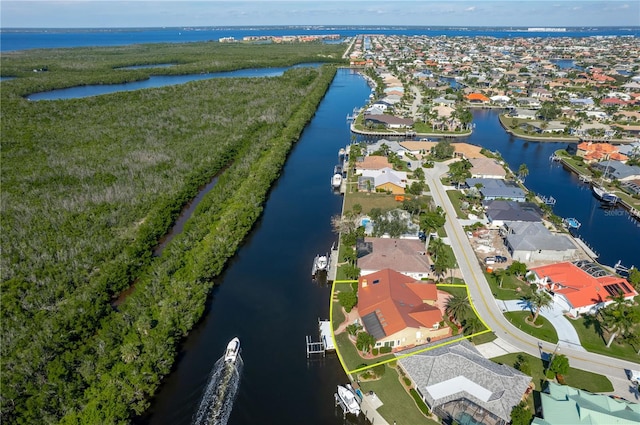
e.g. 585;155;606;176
424;161;640;400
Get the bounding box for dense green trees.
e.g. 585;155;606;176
1;42;343;423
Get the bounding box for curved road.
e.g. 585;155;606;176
425;161;640;400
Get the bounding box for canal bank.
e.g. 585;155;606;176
466;109;640;268
141;68;372;425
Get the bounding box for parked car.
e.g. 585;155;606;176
495;255;507;263
484;256;496;264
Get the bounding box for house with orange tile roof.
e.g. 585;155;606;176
467;93;490;103
528;261;637;318
576;142;626;163
358;269;451;351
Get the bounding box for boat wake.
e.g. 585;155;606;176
191;355;243;425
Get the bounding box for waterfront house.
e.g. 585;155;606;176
483;200;543;228
358;167;407;194
528;261;638;318
532;382;640;425
503;222;578;263
399;339;531;425
357;237;431;280
364;114;414;129
467;93;490;104
357;268;450;351
592;160;640;181
509;108;538;120
355;155;393;172
468;158;507;179
466;178;527;202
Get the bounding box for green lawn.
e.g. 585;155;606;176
504;311;559;343
359;365;440;425
569;316;640;363
485;271;532;300
446;190;469;219
491;352;613;393
335;332;394;373
331;301;345;332
342;190;404;214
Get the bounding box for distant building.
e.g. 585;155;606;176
399;339;532;425
364;114;414;129
532;382;640;425
592;160;640;181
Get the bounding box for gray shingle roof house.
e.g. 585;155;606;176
484;200;543;227
466;178;526;201
399;340;531;425
504;222;578;262
357;237;431;280
592;161;640;181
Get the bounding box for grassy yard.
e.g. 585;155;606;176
491;352;613;393
485;271;532;300
504;311;559;344
446;189;469;219
342;190;403;214
359;365;440;425
335;332;395;373
331;301;345;332
569;316;640;363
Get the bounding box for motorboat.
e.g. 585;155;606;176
563;217;581;230
224;337;240;363
337;385;361;416
331;173;343;189
592;184;619;204
315;255;328;272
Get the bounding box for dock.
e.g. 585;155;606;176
572;235;599;260
305;318;335;357
327;245;339;283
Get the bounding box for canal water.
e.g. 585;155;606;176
141;68;372;425
467;109;640;268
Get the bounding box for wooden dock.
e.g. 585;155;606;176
327;246;339;283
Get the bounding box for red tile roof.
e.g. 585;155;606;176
530;262;637;309
358;269;442;336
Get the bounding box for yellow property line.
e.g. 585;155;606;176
330;268;493;376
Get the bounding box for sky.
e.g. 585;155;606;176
1;1;639;28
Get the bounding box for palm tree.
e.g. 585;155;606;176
517;163;529;182
445;294;471;324
600;301;636;348
430;237;446;262
462;317;484;337
494;268;508;288
524;290;553;323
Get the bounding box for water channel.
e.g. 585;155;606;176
22;63;639;422
140;68;372;425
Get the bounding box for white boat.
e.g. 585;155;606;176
315;255;328;272
337;385;361;416
331;173;343;188
592;184;619;204
224;337;240;363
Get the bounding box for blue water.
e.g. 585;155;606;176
2;26;638;52
467;109;640;268
27;63;321;100
143;68;372;425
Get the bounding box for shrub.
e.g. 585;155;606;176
371;348;379;356
403;377;412;386
380;346;392;354
373;364;386;378
337;290;357;313
410;388;430;415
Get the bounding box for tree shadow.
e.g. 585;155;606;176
581;313;606;345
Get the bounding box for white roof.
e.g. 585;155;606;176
319;320;335;350
426;376;492;402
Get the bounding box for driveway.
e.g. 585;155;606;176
496;299;585;352
422;160;640;400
